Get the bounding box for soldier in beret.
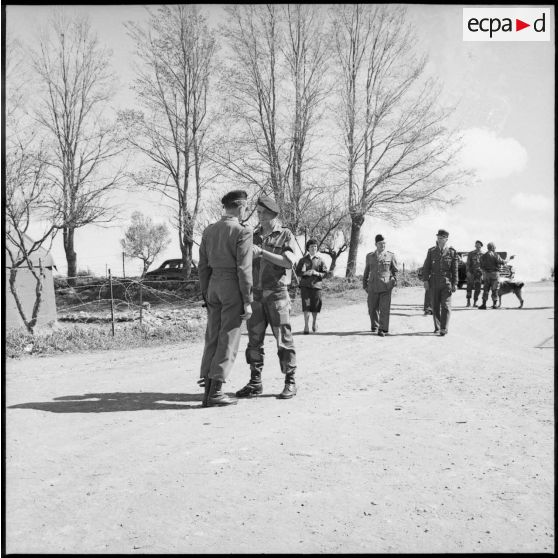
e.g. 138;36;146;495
236;196;299;399
363;234;398;336
421;229;459;336
198;189;253;407
465;240;484;307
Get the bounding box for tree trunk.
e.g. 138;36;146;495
63;227;77;284
180;233;193;280
345;214;365;278
329;254;338;274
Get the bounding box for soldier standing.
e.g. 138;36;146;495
466;240;484;307
198;190;253;407
236;196;299;399
421;229;459;336
478;241;506;310
362;234;398;336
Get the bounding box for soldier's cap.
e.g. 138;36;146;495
221;190;248;205
375;234;384;243
475;240;483;247
436;229;449;238
487;242;495;251
257;196;279;215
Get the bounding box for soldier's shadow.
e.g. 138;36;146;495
8;392;204;413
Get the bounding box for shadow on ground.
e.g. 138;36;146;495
8;392;211;413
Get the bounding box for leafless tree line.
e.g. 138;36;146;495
6;4;470;329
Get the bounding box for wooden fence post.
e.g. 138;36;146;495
109;268;115;336
139;279;143;326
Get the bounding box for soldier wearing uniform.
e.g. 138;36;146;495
236;196;299;400
421;229;459;336
479;241;506;310
198;190;253;407
466;240;484;307
362;234;398;336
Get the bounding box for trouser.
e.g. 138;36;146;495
199;276;243;383
423;288;432;312
367;288;392;332
430;282;452;331
466;271;482;301
482;272;500;303
245;289;296;377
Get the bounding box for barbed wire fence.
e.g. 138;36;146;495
54;267;205;335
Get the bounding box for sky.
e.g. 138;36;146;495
5;4;555;281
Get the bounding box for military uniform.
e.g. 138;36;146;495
480;250;505;306
422;244;459;333
198;215;253;386
363;249;398;333
466;250;483;305
243;221;297;388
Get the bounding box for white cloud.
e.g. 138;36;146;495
510;192;553;212
459;128;528;181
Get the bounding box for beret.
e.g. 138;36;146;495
475;240;483;247
257;196;279;215
437;229;449;238
375;234;384;243
221;190;248;205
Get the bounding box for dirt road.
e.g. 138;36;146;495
5;283;554;553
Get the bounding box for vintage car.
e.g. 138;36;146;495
144;259;198;281
418;251;515;289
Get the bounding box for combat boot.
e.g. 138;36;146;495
202;377;211;407
473;298;478;307
492;301;499;309
235;370;263;398
206;379;238;407
478;302;487;310
278;373;297;399
466;298;471;307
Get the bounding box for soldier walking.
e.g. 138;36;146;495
236;196;299;400
198;190;253;407
466;240;484;307
478;241;506;310
421;229;459;336
362;234;398;336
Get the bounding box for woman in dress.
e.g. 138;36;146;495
295;238;328;334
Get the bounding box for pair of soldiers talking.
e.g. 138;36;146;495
198;190;297;407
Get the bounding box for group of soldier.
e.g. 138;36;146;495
198;189;510;407
198;190;309;408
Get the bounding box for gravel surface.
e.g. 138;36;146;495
5;283;554;553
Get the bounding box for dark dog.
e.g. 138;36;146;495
497;280;524;308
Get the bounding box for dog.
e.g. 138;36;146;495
497;280;524;308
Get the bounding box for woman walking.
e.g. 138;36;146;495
295;239;328;334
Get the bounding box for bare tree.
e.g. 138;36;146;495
121;5;217;278
331;5;468;277
5;137;62;333
121;211;171;277
217;4;330;234
32;11;124;281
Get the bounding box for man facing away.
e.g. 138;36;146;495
466;240;484;307
421;229;459;337
478;241;506;310
198;190;253;407
362;234;398;336
236;196;299;400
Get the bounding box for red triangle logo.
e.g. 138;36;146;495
516;19;530;31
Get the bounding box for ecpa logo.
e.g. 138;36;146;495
463;8;551;41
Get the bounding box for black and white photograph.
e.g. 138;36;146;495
3;3;554;553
